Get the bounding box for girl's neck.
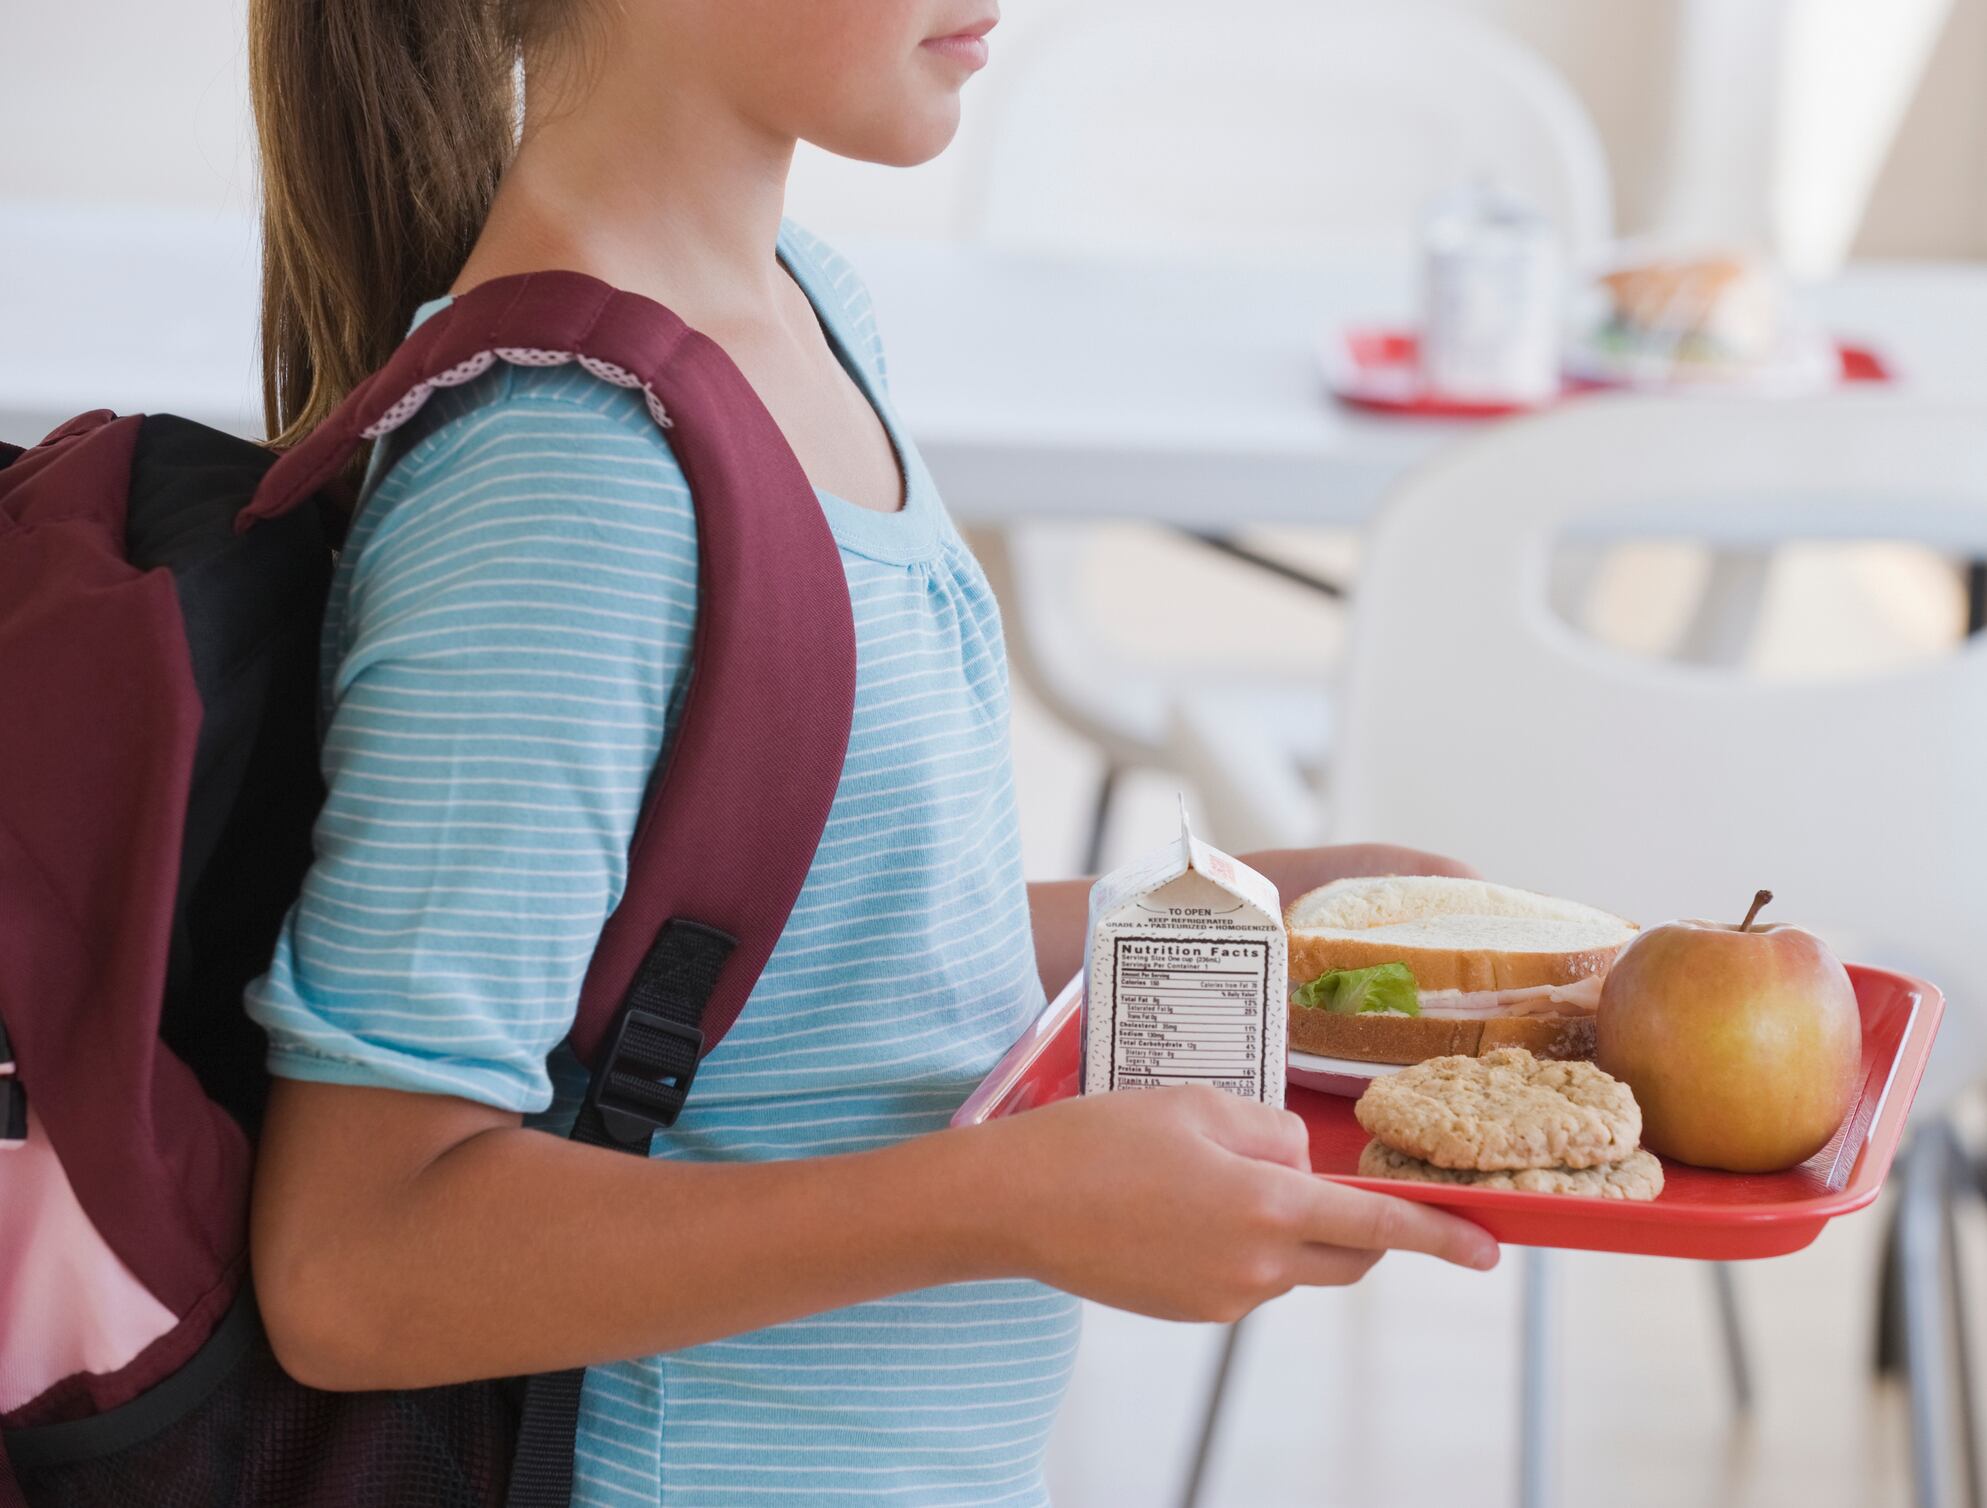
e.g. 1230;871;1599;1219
455;57;798;331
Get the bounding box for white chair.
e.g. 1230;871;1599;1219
970;0;1612;263
1330;391;1987;1508
964;0;1613;869
967;524;1334;866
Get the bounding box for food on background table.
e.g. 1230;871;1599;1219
1595;255;1784;372
1285;876;1636;1065
1589;258;1780;363
1353;1046;1663;1202
1571;248;1843;395
1596;890;1862;1174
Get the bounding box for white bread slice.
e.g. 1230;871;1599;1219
1285;876;1635;994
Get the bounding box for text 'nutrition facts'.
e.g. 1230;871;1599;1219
1108;936;1270;1096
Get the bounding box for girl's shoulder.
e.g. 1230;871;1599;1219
353;358;690;547
370;356;681;493
337;360;697;648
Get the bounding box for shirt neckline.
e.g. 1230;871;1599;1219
775;232;940;565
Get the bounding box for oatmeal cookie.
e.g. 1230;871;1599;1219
1356;1139;1663;1200
1353;1046;1641;1171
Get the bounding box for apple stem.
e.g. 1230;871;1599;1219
1740;889;1774;932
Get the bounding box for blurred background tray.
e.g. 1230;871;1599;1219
1322;325;1892;416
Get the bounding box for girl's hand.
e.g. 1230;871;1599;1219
988;1086;1498;1323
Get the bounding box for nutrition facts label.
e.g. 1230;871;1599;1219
1108;936;1270;1095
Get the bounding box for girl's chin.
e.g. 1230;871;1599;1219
815;105;962;169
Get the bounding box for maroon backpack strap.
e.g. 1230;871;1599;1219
245;272;856;1132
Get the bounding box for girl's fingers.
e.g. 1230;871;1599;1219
1298;1182;1499;1270
1287;1243;1386;1288
1205;1095;1313;1173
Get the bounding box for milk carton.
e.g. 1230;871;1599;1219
1083;803;1287;1106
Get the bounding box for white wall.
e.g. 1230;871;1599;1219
1858;0;1987;255
2;2;260;215
2;0;1980;256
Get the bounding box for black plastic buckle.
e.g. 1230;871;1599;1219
1;1078;24;1145
587;1008;704;1148
0;1012;21;1144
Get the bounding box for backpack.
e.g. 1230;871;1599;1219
0;272;858;1508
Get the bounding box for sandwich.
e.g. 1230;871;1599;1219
1592;254;1782;373
1285;876;1636;1066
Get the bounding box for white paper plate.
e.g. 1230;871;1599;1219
1287;1050;1400;1098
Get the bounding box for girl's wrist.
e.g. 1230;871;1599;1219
890;1118;1044;1288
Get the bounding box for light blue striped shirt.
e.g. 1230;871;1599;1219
247;222;1077;1506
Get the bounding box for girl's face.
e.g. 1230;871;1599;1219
631;1;1000;165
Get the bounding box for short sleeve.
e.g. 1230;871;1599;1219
246;393;699;1111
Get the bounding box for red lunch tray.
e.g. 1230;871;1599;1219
954;964;1943;1261
1324;326;1892;418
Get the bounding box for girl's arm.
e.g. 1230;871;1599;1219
253;1073;1496;1391
1025;876;1091;997
1026;843;1479;994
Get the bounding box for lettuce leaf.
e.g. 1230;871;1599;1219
1292;962;1419;1017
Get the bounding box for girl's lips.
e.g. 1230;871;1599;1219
921;33;991;69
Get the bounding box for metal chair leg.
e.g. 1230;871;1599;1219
1178;1319;1247;1508
1879;1193;1908;1377
1083;762;1121;876
1901;1124;1957;1508
1709;1262;1756;1411
1941;1129;1982;1508
1674;549;1773;665
1519;1247;1555;1508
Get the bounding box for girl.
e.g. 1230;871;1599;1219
243;2;1499;1504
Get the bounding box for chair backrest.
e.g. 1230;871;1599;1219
1332;392;1987;1103
969;0;1612;262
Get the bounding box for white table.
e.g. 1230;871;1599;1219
8;204;1986;532
847;239;1987;529
1;205;269;445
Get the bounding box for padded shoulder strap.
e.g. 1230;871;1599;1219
243;272;856;1069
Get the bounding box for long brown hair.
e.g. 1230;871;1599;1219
249;0;523;450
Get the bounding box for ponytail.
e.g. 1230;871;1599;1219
250;0;521;450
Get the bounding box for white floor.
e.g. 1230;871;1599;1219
1005;532;1981;1507
1041;1212;1978;1508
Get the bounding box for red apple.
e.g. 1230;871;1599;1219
1596;891;1862;1173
